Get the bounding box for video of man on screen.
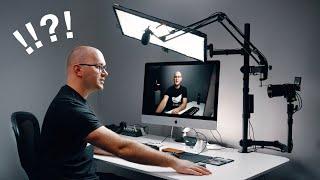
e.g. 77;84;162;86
142;62;219;119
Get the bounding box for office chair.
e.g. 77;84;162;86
11;111;40;180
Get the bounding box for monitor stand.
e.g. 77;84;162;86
172;127;192;143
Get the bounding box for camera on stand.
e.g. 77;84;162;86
267;77;301;102
266;77;302;152
240;77;302;153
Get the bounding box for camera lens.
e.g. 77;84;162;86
267;84;284;98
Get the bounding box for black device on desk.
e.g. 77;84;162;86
121;126;143;137
182;107;200;116
105;122;143;137
105;121;127;133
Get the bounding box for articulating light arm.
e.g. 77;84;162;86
157;12;271;81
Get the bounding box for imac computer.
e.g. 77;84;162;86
142;61;220;130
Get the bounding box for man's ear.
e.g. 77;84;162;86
73;65;83;77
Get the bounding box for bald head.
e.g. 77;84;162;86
65;46;107;98
173;71;182;87
174;71;182;77
67;46;100;68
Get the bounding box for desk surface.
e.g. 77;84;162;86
94;135;289;180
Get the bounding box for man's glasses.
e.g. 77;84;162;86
78;64;107;73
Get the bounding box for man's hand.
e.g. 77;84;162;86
171;159;212;176
171;108;180;114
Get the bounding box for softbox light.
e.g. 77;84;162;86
113;4;207;62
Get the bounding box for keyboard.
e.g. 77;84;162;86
178;152;234;166
178;152;209;162
182;107;199;116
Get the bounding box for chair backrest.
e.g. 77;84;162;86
11;111;40;180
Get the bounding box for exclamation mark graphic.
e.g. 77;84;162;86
13;30;34;54
64;11;73;39
25;22;43;48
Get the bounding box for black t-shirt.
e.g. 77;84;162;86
164;85;187;111
40;85;102;179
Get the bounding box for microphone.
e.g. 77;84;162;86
141;27;152;45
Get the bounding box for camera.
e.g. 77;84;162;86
267;77;301;102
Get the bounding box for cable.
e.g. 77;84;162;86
207;130;227;150
153;130;171;145
295;92;303;112
248;119;251;137
298;92;302;109
216;130;224;143
191;129;208;154
209;130;220;143
248;117;258;151
195;131;208;154
255;146;283;152
170;126;174;140
151;126;172;145
160;134;170;144
249;119;257;151
159;126;173;144
248;120;253;149
209;129;224;144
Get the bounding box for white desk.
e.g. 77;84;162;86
94;135;289;180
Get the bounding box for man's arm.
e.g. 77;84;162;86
86;126;211;176
171;97;187;114
93;146;114;156
155;95;169;113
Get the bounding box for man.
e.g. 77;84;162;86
39;46;211;179
156;71;188;114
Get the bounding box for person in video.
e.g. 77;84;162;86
39;46;210;179
155;71;188;114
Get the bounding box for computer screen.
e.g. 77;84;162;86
142;61;220;130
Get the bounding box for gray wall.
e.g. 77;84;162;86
0;0;102;179
0;0;319;179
